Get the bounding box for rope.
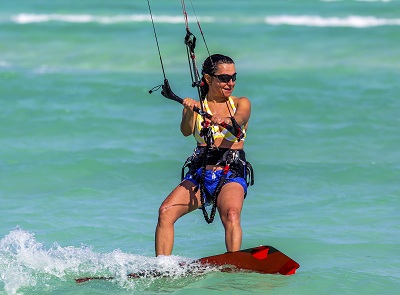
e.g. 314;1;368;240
147;0;166;80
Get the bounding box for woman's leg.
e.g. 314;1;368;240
155;180;200;256
217;183;245;252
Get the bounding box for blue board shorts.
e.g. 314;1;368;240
183;167;248;206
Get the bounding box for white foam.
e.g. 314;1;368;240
9;13;400;28
10;13;214;24
321;0;393;2
0;228;210;294
265;15;400;28
0;60;11;67
354;0;393;2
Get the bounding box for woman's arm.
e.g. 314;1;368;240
180;98;200;136
233;96;251;128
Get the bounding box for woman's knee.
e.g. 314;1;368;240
157;203;176;225
222;207;241;225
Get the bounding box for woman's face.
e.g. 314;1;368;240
208;63;236;98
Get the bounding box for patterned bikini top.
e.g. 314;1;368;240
193;96;246;144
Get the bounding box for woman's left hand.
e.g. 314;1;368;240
210;113;229;126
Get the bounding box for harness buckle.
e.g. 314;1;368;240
223;164;230;175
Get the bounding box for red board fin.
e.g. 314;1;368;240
251;246;269;260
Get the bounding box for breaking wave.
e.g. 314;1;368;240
264;15;400;28
9;13;400;28
10;13;213;25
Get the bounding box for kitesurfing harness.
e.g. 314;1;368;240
147;0;253;223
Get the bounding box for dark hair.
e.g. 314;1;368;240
200;54;234;100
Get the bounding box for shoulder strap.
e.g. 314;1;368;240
203;98;212;114
228;96;236;113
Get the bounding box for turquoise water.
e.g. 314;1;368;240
1;0;399;294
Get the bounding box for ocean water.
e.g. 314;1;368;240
1;0;399;294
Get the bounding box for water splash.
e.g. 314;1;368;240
0;228;212;294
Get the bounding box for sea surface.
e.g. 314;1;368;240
1;0;399;294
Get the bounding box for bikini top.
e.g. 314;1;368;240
193;96;247;144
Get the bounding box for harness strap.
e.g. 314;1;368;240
200;164;230;224
198;125;216;223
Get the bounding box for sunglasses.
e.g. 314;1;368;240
210;72;237;83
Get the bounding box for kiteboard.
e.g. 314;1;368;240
198;245;299;275
75;245;299;283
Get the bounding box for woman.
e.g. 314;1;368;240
155;54;252;256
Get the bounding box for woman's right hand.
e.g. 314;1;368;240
182;98;199;111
